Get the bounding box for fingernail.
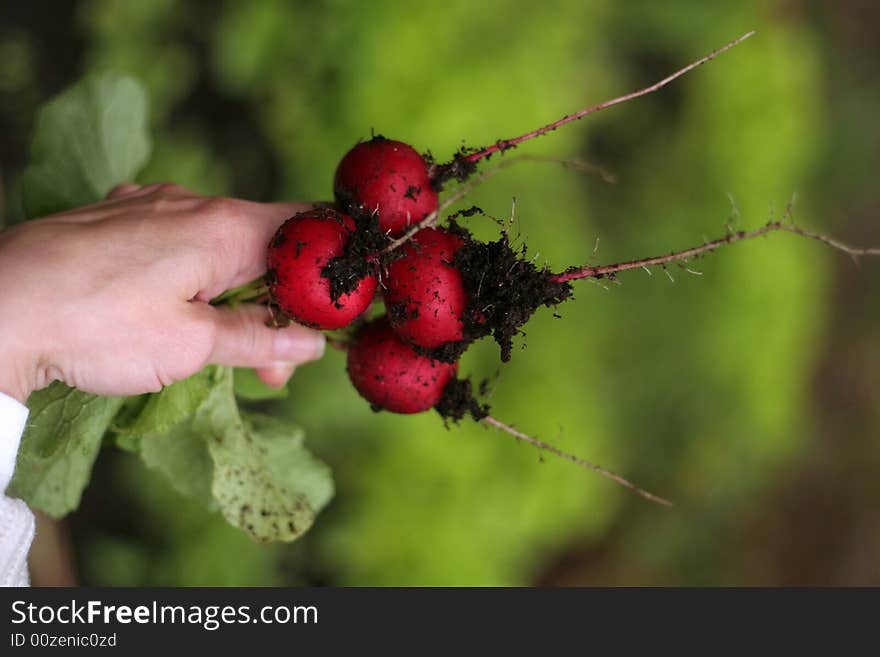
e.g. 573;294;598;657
273;330;326;362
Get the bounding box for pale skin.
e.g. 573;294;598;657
0;182;327;404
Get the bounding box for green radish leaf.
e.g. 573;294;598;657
233;367;289;401
21;73;151;218
10;384;124;517
239;413;334;515
123;369;218;505
197;367;333;542
124;369;216;441
138;421;216;509
109;395;151;451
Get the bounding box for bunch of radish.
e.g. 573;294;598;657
266;134;575;417
264;140;459;414
258;32;806;506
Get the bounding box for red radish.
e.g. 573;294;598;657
334;136;438;236
267;210;377;330
346;317;457;414
383;227;468;350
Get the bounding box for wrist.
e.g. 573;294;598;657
0;334;38;404
0;229;53;403
0;369;32;404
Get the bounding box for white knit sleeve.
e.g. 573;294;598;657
0;391;34;587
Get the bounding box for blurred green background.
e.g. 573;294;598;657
1;0;878;585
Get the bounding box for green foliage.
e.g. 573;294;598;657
198;367;333;542
138;419;215;508
10;384;124;516
126;368;215;439
125;366;332;543
21;73;150;218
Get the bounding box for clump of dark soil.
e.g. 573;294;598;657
321;210;387;302
320;209;572;365
435;377;489;423
428;146;480;190
451;224;572;362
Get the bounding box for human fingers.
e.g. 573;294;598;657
191;200;321;301
254;363;297;389
201;303;325;369
43;182;198;224
225;200;321;284
105;182;142;199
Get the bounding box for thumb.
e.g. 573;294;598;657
207;304;325;368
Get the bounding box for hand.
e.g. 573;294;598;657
0;183;327;403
